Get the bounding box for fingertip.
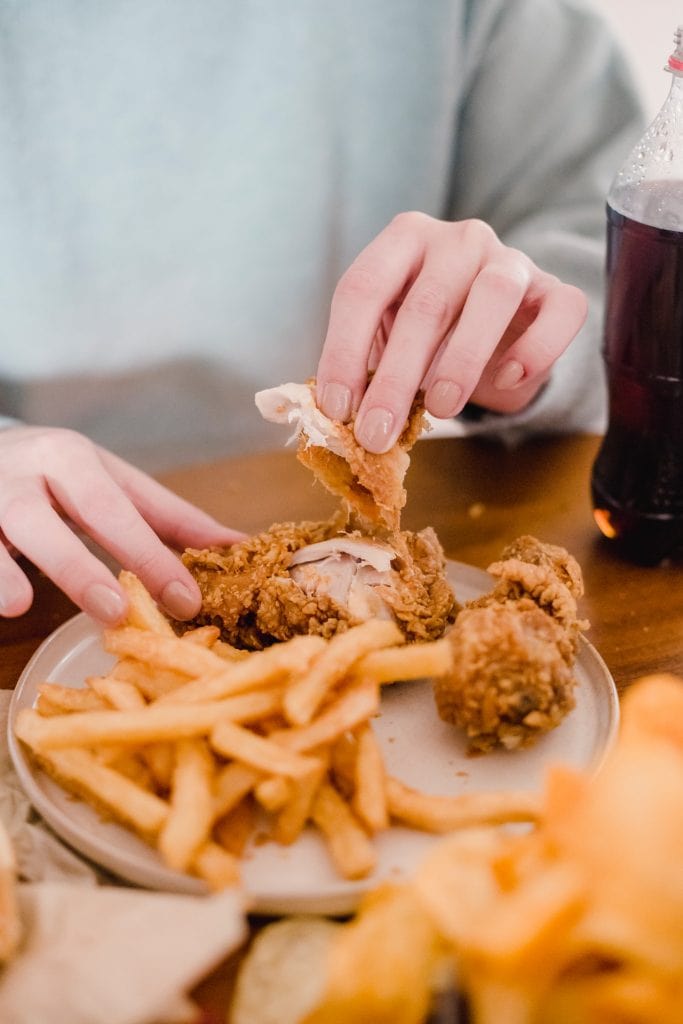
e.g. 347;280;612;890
354;406;397;454
424;380;464;419
160;577;201;621
318;381;352;422
0;579;34;618
82;582;129;626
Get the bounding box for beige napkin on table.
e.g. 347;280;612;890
0;691;248;1024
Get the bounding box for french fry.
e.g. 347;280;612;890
210;720;323;779
213;639;251;662
110;658;189;699
351;638;453;686
273;681;380;754
192;841;240;890
36;684;108;715
386;777;541;833
88;676;148;710
311;782;376;880
180;625;221;647
254;776;292;812
283;619;403;726
119;570;175;636
34;747;168;838
103;627;230;677
329;731;358;800
352;724;388;833
310;782;377;880
105;749;155;789
214;798;258;857
274;760;327;846
16;689;283;750
213;762;261;820
159;739;215;872
157;634;326;705
140;742;175;792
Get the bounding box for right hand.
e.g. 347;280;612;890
0;426;244;625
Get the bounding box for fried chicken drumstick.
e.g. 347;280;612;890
434;536;588;753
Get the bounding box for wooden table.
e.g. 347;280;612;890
1;433;682;1019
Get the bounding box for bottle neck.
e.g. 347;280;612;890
665;69;683;102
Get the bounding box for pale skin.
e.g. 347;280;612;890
0;214;587;625
316;213;587;452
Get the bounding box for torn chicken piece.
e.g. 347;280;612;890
184;380;454;649
183;520;457;650
287;537;397;623
255;382;427;533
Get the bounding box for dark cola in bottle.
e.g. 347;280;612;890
591;27;683;564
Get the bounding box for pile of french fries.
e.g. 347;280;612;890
301;673;683;1024
14;572;539;890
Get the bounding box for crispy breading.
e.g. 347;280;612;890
435;536;586;752
434;603;576;753
183;519;457;650
296;394;426;533
184;382;456;649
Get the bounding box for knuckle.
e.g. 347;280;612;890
77;489;133;529
477;262;528;298
1;492;36;534
127;545;168;583
33;427;94;469
389;210;434;235
371;369;410;397
450;350;484;386
403;279;450;323
334;264;381;302
562;283;589;318
460;218;497;249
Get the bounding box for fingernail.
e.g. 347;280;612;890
493;359;525;390
356;407;395;453
426;380;463;418
83;583;127;625
161;579;200;620
320;382;352;421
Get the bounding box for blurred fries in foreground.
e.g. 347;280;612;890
300;674;683;1024
14;572;538;890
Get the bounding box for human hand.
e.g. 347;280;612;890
0;427;244;624
316;213;587;452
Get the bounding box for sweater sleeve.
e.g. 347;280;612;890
442;0;645;443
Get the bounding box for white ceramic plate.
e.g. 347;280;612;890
8;561;619;915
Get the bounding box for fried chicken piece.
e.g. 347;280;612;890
494;534;585;598
183;518;457;649
468;535;587;659
255;382;426;532
434;536;586;753
184;379;456;648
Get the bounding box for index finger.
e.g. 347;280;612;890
46;454;203;620
316;216;426;420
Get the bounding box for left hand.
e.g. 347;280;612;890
316;212;587;452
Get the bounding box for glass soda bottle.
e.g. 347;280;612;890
591;26;683;564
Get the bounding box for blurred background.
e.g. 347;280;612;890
591;0;682;117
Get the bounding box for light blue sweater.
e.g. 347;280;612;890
0;0;643;468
